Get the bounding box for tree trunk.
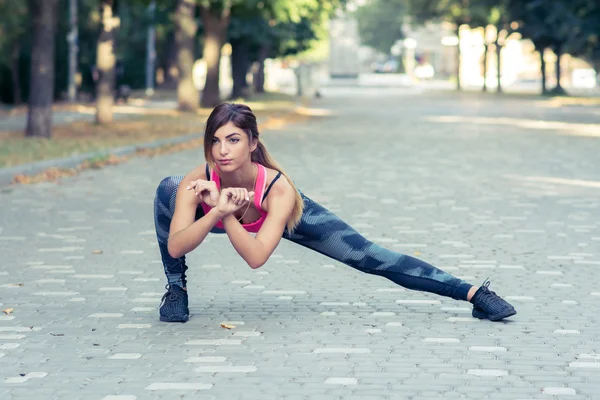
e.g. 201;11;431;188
230;39;250;99
254;44;270;94
67;0;78;102
200;6;230;108
495;40;502;93
26;0;57;138
482;44;488;92
175;0;197;111
554;46;562;91
455;26;461;91
10;44;22;105
95;0;120;124
163;30;178;88
540;49;547;94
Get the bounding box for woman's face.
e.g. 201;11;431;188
211;122;256;171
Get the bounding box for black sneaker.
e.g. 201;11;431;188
470;279;516;321
159;284;189;322
472;305;504;320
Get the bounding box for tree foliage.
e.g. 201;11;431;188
355;0;405;54
198;0;343;106
0;0;29;103
403;0;600;94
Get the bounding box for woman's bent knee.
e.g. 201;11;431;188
155;176;181;205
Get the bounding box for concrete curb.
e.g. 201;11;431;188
0;132;203;187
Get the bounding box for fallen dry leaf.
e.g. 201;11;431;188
91;250;103;254
220;323;236;329
3;308;14;315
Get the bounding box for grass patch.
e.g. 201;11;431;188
0;114;201;168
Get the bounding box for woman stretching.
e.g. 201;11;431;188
154;103;516;323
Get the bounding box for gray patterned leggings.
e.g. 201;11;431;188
154;176;472;301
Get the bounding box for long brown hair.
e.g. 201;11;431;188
203;103;304;232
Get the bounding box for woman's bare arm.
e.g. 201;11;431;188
221;178;295;269
167;168;224;258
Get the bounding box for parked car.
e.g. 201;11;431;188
373;59;400;73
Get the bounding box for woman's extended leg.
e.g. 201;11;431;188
283;194;516;320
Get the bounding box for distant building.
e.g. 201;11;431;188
402;21;459;79
328;13;361;79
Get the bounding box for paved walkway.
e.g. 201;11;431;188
1;88;600;399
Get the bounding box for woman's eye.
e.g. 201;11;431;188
230;138;239;143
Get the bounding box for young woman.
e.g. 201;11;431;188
154;103;516;323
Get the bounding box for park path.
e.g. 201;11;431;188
1;86;599;399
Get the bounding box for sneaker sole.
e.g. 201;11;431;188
160;314;189;323
473;307;516;321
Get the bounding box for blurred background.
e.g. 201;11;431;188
0;0;598;169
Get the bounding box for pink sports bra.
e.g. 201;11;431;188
200;162;281;233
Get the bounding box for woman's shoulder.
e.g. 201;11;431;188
263;166;287;189
183;164;210;182
261;166;294;208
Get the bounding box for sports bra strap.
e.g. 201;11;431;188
262;172;282;201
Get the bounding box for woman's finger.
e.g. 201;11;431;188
188;179;210;190
226;188;235;201
194;182;206;196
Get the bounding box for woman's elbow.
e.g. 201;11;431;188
167;240;183;259
248;259;265;269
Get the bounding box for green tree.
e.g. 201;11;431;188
486;1;512;93
468;0;511;93
564;0;600;78
199;0;343;108
0;0;29;104
175;0;198;111
198;0;233;108
355;0;405;55
95;0;120;123
509;0;580;94
26;0;58;138
228;4;264;99
228;0;329;98
405;0;476;90
254;0;341;93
